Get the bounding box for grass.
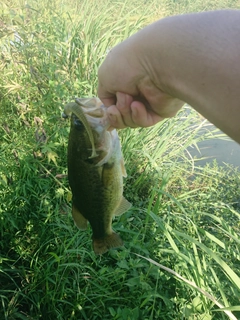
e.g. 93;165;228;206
0;0;240;319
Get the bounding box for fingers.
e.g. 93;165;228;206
98;64;184;129
107;106;127;129
106;93;138;129
131;101;164;127
106;97;164;129
115;92;135;127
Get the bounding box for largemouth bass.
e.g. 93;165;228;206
63;98;131;255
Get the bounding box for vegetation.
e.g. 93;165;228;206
0;0;239;319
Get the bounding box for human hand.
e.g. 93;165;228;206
104;92;184;129
97;10;240;143
97;35;184;129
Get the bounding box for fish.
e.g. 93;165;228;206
63;97;132;255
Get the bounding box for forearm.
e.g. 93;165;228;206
130;10;240;142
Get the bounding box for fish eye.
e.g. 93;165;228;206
73;116;83;130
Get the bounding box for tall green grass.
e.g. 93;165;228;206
1;0;240;319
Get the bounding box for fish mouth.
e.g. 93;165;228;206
63;110;85;129
63;99;98;159
72;114;84;129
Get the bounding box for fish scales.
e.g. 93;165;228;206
64;98;131;255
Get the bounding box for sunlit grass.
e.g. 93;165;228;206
0;0;240;319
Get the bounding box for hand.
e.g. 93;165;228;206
105;92;183;129
97;10;240;143
97;36;184;129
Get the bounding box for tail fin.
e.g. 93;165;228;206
93;232;123;255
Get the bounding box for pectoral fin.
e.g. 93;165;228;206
114;197;132;216
72;204;88;230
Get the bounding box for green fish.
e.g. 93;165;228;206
63;98;132;255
